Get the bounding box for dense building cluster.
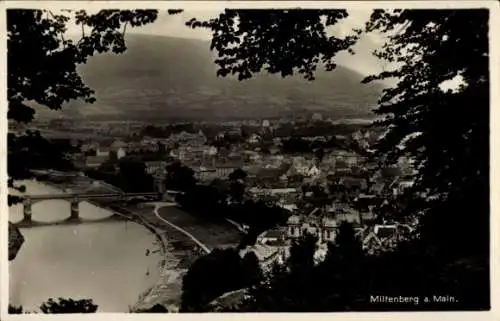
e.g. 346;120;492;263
26;115;418;258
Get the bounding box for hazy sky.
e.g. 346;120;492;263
65;9;390;77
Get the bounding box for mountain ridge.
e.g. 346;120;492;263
35;34;385;121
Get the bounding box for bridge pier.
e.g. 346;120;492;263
70;198;79;220
23;199;32;223
21;192;179;220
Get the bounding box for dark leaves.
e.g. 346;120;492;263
39;298;98;313
363;9;489;255
8;9;158;117
7;102;35;123
192;9;490;311
7;9;158;208
181;248;263;312
185;9;357;81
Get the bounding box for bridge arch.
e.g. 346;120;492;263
21;190;181;223
28;198;78;206
22;197;81;223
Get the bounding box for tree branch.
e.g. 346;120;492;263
122;21;128;37
47;10;67;48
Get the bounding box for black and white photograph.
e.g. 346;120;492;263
2;1;498;317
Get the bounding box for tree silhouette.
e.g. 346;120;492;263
314;147;325;163
307;184;331;213
7;8;489;312
8;9;158;200
7;8;159;310
185;10;356;81
238;234;318;312
362;9;489;258
165;161;196;192
241;251;264;286
287;233;317;275
39;298;98;314
228;168;247;203
117;157;154;193
181;248;262;312
9;298;100;314
8;305;23;314
228;168;248;181
208;179;230;205
188;8;490;311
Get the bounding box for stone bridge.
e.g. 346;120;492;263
21;190;182;222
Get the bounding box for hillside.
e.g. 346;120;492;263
39;35;385;121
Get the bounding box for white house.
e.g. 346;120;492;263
307;165;321;177
96;146;110;158
116;147;126;159
353;130;364;141
146;161;167;175
287;215;302;238
247;133;261;144
205;146;218;157
257;229;285;245
291;162;311;176
391;179;415;196
278;203;298;212
360;224;414;255
85;155;108;168
312;113;323;121
320;216;337;242
286;215;338;244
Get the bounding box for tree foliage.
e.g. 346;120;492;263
8;9;158;121
186;9;357;81
117;157;154;193
135;304;170;313
236;232;321;312
362;9;489;257
7;8;159;312
185;8;488;256
187;8;490;311
228;168;248;181
8;305;23;314
181;248;263;312
165;161;197;192
7;9;158;200
228;168;248;203
8;133;77;205
9;298;99;314
7;8;490;312
39;298;98;313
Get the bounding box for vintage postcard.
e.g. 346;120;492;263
1;1;498;320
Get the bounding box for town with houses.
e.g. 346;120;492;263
6;6;489;315
10;112;418;270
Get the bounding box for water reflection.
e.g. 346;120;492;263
9;180;163;312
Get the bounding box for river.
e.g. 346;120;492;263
8;180;163;312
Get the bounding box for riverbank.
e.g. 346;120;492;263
10;178;176;311
82;201;208;311
112;207;175;312
121;203;207;312
19;176;243;311
8;181;165;312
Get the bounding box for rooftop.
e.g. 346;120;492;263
262;229;284;239
86;155;108;165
